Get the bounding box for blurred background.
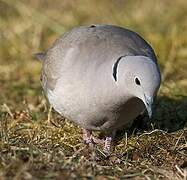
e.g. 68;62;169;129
0;0;187;178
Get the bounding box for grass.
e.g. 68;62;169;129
0;0;187;179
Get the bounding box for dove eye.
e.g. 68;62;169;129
135;77;141;86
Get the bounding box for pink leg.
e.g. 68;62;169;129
103;131;116;154
82;129;92;144
82;129;116;155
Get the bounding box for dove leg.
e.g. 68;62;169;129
103;131;116;154
82;129;93;145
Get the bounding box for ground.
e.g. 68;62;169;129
0;0;187;179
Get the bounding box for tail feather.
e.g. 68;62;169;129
34;52;46;61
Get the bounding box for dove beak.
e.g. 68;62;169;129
143;95;153;118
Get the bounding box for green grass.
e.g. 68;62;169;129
0;0;187;179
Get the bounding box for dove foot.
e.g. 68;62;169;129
82;129;94;148
82;129;116;156
103;137;112;153
103;131;116;155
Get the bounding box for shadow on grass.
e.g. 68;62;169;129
116;95;187;141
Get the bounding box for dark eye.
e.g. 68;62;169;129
135;77;141;85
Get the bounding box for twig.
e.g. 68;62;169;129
47;105;52;124
138;129;167;138
174;132;184;150
175;165;186;180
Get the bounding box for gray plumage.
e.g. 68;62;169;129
36;25;161;146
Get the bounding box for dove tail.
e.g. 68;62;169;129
34;52;46;61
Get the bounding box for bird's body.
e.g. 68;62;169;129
36;25;161;153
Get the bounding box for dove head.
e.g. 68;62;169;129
114;55;161;118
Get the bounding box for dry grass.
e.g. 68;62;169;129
0;0;187;179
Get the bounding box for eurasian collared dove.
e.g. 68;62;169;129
35;25;161;154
